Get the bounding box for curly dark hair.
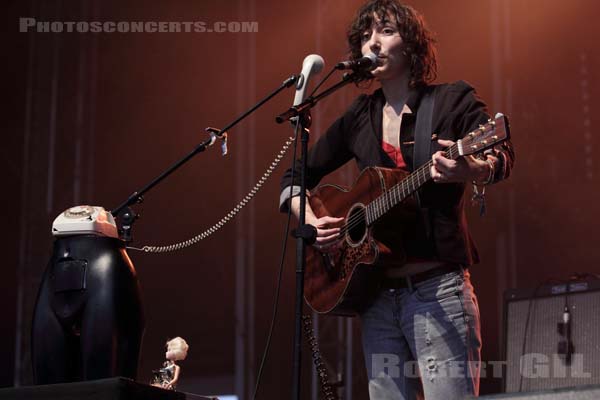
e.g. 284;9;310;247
347;0;437;87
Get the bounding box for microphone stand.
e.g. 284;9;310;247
275;71;365;400
111;74;298;240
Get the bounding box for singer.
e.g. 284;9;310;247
280;0;514;399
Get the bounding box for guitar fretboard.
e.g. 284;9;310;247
365;145;460;225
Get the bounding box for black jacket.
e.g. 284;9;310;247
280;80;514;266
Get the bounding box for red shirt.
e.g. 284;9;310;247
382;140;408;170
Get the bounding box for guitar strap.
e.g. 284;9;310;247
413;86;437;241
414;85;436;172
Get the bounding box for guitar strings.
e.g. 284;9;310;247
335;146;459;240
337;147;454;237
330;120;501;241
335;159;434;238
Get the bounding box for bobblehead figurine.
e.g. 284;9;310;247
151;337;189;390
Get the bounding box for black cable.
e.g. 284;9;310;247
562;288;572;365
517;282;542;392
251;121;301;400
308;66;337;98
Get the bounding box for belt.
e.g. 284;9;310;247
381;263;464;290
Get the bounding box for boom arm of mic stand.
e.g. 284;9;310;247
110;74;299;238
111;139;213;218
275;72;362;124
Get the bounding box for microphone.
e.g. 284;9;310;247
335;53;377;71
562;306;570;326
293;54;325;107
557;306;573;364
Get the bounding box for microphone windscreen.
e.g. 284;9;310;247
363;53;377;70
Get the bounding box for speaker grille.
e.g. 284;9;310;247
504;281;600;392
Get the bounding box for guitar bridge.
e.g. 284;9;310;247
320;247;347;281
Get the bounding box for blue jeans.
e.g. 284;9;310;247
360;268;481;400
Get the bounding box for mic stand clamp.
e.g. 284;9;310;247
291;223;317;246
119;206;139;244
294;110;312;132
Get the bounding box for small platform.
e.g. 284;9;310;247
0;377;218;400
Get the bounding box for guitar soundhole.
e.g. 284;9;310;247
347;205;367;245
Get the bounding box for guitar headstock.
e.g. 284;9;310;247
457;113;510;156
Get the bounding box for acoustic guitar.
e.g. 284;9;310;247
304;113;510;315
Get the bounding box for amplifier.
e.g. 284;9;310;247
503;278;600;392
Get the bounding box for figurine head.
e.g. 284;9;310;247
165;337;189;361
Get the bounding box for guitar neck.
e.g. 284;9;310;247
365;144;461;226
